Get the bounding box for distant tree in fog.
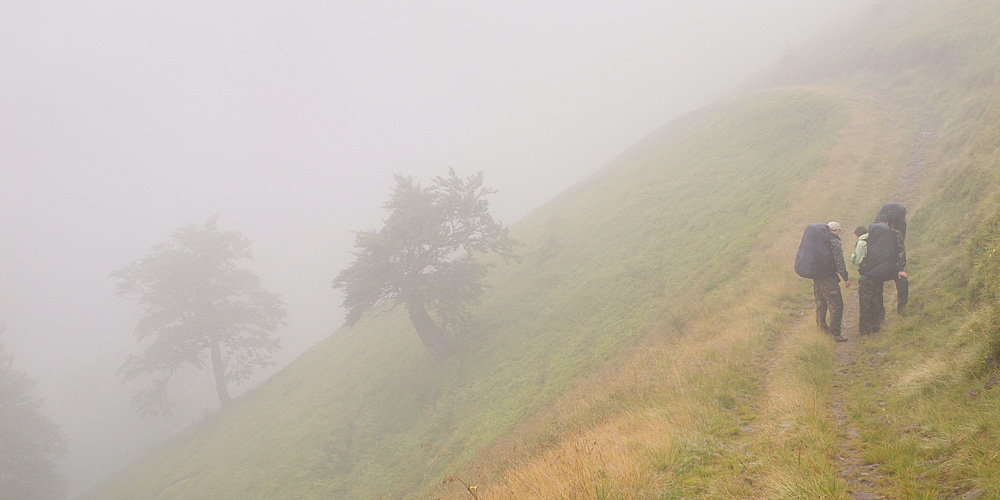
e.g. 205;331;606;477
0;326;68;500
333;170;516;359
111;216;286;415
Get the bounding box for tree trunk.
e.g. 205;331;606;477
406;302;455;360
210;340;232;408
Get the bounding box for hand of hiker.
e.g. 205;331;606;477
898;271;908;279
844;279;851;288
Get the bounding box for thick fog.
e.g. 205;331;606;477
1;1;861;496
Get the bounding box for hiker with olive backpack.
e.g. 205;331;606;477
795;221;850;342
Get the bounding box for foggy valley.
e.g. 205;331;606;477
3;2;863;497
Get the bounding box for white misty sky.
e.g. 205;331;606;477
0;0;861;495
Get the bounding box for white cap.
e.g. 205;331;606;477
827;221;841;231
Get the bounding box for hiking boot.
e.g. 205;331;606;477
831;333;847;342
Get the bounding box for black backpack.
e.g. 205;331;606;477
860;222;898;280
875;202;906;240
794;223;835;279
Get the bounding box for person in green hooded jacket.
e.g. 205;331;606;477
851;226;868;266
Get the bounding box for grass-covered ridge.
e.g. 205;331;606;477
84;0;1000;498
467;0;1000;497
466;83;912;498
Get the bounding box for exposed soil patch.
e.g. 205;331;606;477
893;115;941;204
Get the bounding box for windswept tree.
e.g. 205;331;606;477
333;169;516;359
0;326;68;500
111;216;286;415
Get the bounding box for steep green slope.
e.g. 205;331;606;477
84;1;1000;498
469;0;1000;498
84;90;848;500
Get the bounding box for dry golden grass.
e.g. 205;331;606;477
461;262;821;498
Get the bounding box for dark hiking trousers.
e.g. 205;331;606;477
859;276;884;334
813;276;843;336
894;275;908;315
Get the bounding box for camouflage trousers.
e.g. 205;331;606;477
813;276;843;336
858;276;885;334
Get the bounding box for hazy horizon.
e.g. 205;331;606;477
0;1;864;496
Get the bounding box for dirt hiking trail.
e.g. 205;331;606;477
826;111;940;500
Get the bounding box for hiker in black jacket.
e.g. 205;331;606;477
858;215;907;334
874;203;908;315
816;222;850;342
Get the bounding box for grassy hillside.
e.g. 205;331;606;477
466;1;1000;498
84;1;1000;498
84;91;850;500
